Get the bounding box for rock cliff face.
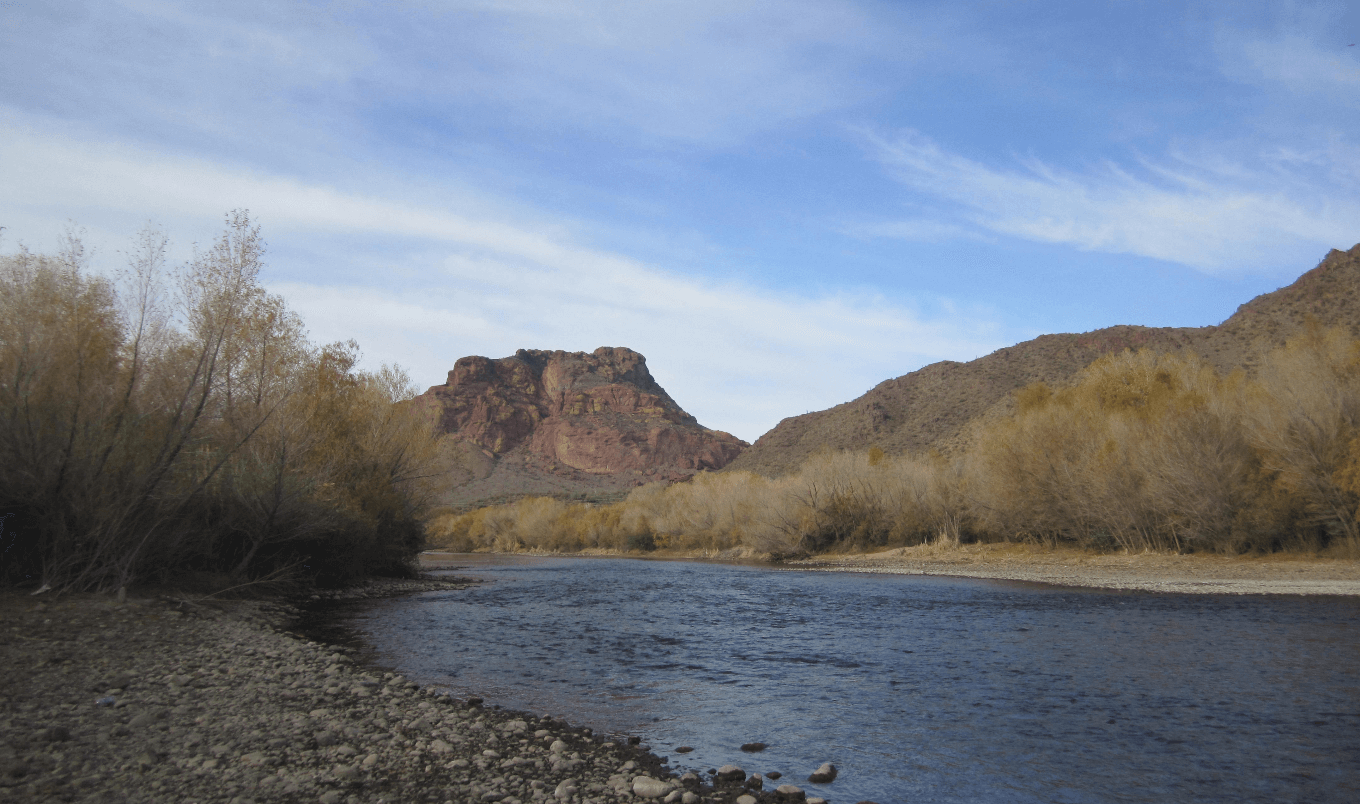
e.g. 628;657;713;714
416;347;746;505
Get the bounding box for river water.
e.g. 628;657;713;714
331;555;1360;803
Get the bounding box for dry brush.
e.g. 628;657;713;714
0;214;445;592
429;333;1360;558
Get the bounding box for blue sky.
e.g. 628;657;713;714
2;1;1358;442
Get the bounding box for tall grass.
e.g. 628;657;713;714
429;332;1360;557
0;215;444;591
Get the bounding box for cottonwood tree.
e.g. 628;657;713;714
0;213;442;591
1249;325;1360;550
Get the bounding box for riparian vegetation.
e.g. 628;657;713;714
0;214;442;592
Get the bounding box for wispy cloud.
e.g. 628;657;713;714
863;129;1360;274
378;0;912;144
0;124;1004;441
0;0;932;154
1215;27;1360;100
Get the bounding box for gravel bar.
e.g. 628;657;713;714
785;544;1360;596
1;579;818;804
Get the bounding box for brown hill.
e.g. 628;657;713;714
415;347;747;507
725;243;1360;477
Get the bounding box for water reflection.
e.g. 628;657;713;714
338;555;1360;803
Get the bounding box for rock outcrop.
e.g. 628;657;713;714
415;347;746;506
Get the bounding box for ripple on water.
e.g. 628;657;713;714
339;555;1360;804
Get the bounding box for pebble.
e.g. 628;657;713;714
633;775;672;797
553;780;578;798
0;581;695;804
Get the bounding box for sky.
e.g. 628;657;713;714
2;1;1358;442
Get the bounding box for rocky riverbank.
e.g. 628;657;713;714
0;580;832;804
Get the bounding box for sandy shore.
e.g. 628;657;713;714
0;580;805;804
784;542;1360;596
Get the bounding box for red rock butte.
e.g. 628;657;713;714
414;347;746;505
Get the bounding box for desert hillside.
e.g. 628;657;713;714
725;244;1360;477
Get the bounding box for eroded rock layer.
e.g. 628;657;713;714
415;347;746;505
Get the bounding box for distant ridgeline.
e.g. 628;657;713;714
727;243;1360;477
413;347;747;509
427;245;1360;557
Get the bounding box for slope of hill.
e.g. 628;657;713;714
725;244;1360;477
415;347;747;507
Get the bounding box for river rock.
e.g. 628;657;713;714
716;765;746;782
808;762;838;783
736;796;758;804
37;726;72;742
554;780;578;798
633;775;672;797
740;742;767;752
777;784;807;800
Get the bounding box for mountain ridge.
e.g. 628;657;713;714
723;243;1360;477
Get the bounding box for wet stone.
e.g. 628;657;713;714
807;762;837;783
716;765;746;782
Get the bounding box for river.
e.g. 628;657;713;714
328;555;1360;803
